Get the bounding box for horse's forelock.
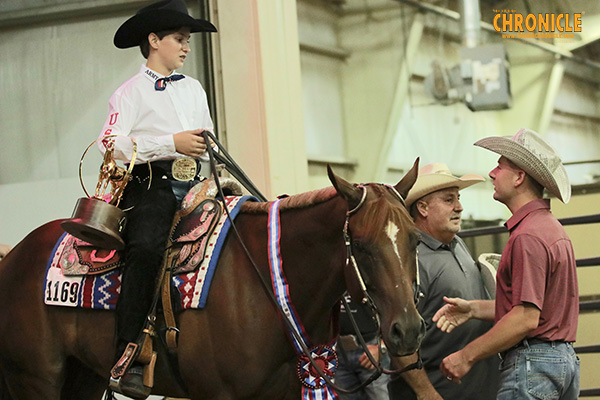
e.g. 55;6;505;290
360;186;413;243
241;187;338;214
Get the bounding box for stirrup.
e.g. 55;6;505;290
109;365;151;400
109;342;157;399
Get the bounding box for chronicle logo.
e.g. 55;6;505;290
493;9;582;39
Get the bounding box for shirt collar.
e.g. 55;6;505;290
505;198;550;231
140;64;181;84
418;230;457;251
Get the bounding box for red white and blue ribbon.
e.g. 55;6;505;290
297;345;338;399
268;199;338;400
268;199;309;353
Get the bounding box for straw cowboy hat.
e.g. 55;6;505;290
405;163;485;207
477;253;500;299
474;128;571;203
114;0;217;49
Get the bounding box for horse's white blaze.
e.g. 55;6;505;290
385;220;402;264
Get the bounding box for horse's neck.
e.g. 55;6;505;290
278;196;347;336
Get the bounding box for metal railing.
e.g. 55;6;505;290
459;213;600;238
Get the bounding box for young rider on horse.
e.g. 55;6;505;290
97;0;216;397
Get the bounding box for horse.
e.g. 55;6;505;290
0;161;425;400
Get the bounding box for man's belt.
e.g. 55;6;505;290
498;338;569;360
148;158;201;181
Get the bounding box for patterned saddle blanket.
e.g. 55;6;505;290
45;179;257;310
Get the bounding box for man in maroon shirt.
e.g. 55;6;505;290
431;128;580;400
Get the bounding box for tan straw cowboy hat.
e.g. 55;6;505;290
405;163;485;206
474;128;571;203
477;253;500;299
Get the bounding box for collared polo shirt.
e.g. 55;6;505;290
389;231;499;400
495;199;578;342
339;294;379;342
98;65;213;163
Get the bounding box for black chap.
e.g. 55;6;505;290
116;165;177;351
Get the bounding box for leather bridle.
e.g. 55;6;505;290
201;132;423;394
338;183;423;393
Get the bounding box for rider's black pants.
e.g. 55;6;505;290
115;164;177;356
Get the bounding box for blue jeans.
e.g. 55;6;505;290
497;340;580;400
335;340;390;400
171;178;202;203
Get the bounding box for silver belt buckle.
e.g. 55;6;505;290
172;157;197;181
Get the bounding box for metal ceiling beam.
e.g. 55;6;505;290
0;0;147;29
374;12;424;180
395;0;600;72
556;12;600;51
538;59;565;134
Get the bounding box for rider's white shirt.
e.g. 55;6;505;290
98;64;213;163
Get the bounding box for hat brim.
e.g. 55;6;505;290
477;253;499;299
405;173;485;206
474;136;571;203
114;9;217;49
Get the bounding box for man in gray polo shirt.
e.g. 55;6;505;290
388;163;499;400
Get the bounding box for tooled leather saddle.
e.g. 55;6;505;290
58;178;244;277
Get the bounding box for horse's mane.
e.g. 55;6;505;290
241;184;413;242
242;186;338;214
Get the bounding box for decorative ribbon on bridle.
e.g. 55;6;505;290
268;199;338;399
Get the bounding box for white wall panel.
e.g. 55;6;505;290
0;7;202;246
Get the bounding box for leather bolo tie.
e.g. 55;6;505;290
155;74;185;91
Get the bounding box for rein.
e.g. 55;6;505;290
202;132;346;389
201;132;422;394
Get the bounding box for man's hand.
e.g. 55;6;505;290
432;296;473;333
174;129;212;158
358;344;381;370
390;353;443;400
440;350;472;384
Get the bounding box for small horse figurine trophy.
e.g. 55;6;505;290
95;140;130;206
61;136;137;250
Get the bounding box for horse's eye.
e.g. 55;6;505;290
352;240;366;252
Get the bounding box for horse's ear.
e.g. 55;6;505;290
394;157;420;200
327;164;363;210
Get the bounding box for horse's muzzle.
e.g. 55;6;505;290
388;316;426;356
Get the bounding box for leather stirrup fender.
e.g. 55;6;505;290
142;352;158;388
162;249;179;351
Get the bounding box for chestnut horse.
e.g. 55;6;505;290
0;162;425;400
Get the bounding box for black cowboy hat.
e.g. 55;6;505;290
114;0;217;49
